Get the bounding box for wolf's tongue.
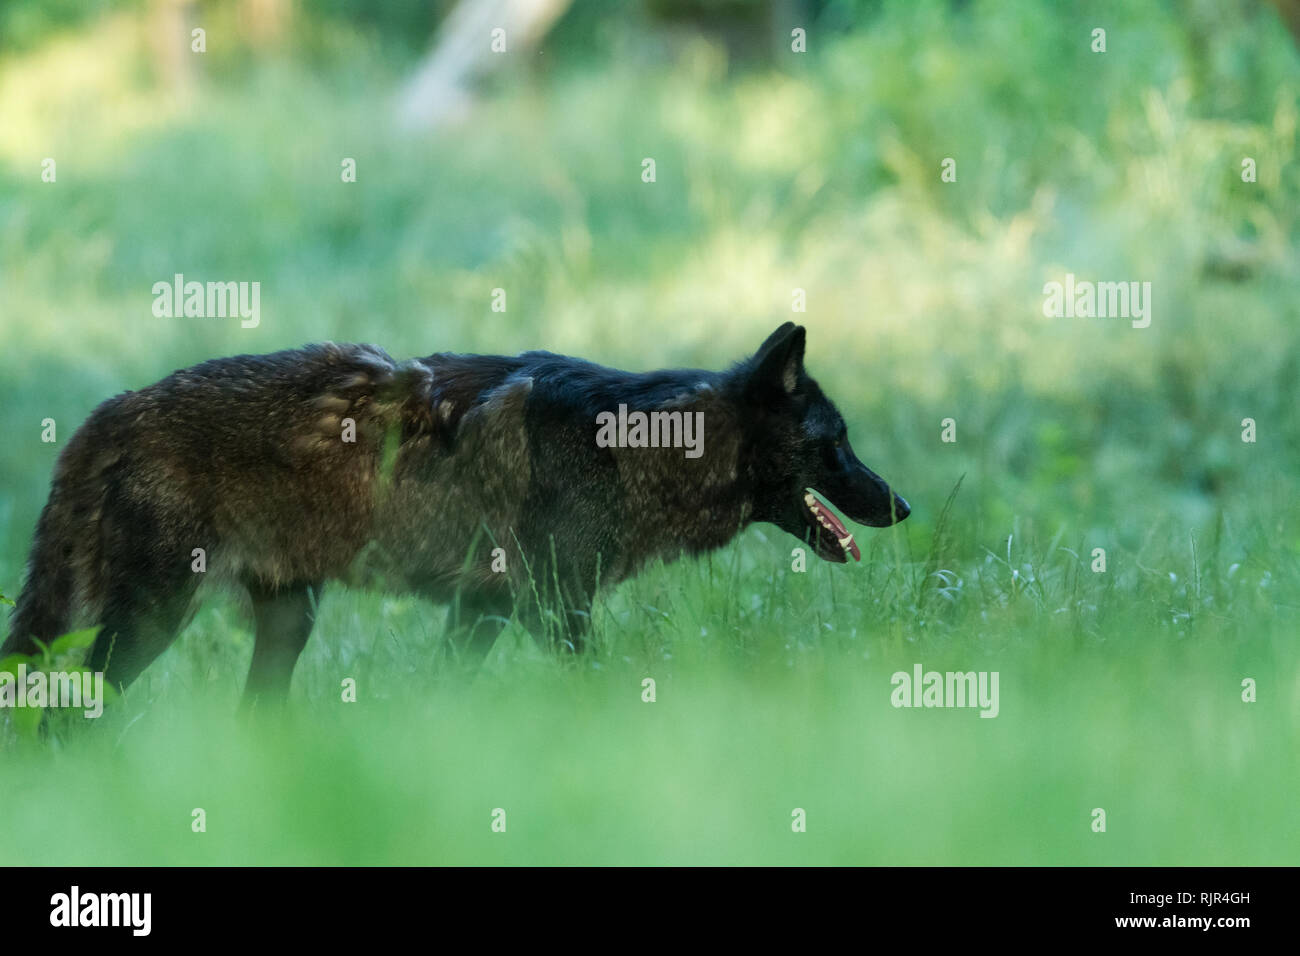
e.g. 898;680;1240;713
809;493;861;562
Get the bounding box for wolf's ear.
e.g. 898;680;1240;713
750;323;806;395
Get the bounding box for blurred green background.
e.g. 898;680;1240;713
0;0;1297;864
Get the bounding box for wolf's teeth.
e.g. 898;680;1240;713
838;534;854;550
804;493;816;506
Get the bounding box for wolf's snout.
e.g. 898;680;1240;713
860;488;909;527
845;468;910;527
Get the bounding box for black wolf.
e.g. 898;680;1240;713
2;323;908;703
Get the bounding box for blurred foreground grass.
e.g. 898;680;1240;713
0;554;1294;865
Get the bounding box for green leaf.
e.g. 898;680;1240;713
48;627;100;658
0;589;15;607
0;654;35;677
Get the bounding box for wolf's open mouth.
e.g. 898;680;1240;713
802;490;861;562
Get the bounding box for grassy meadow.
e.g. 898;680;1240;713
0;0;1297;864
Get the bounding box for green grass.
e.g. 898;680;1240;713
1;0;1298;864
1;541;1295;865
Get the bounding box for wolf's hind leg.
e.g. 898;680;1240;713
241;580;322;708
82;472;207;694
89;577;198;694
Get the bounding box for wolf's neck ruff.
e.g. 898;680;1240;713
595;382;750;570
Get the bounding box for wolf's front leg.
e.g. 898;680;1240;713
240;580;323;710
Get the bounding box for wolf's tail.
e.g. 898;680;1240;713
4;510;76;657
2;427;114;659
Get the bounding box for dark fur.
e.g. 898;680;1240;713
2;324;908;703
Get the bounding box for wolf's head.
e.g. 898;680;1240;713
733;322;909;563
